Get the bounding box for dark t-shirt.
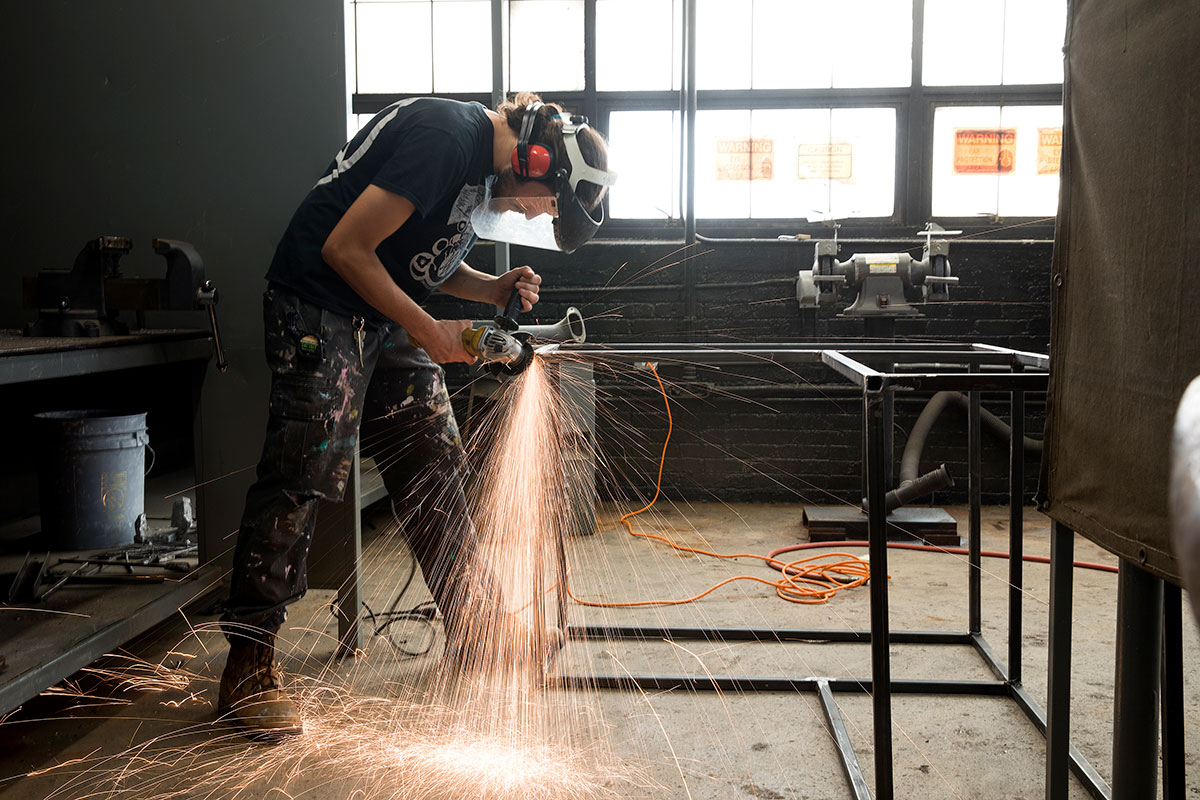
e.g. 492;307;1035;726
265;98;494;323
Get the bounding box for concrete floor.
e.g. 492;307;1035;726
0;503;1197;799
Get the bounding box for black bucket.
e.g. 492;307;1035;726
35;410;151;550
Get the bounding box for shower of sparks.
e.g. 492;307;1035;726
11;355;651;800
28;678;634;800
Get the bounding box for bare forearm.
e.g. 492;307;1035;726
438;262;503;305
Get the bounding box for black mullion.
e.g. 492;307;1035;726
697;88;911;109
583;0;597;122
352;92;493;115
428;0;436;93
905;0;927;227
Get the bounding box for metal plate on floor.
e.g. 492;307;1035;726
803;505;960;547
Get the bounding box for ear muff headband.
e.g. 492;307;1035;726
511;101;553;179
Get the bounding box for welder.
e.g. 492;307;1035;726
217;92;616;736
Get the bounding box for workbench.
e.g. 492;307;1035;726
0;329;217;717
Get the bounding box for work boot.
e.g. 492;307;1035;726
217;632;302;738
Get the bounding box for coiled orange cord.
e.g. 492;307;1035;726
566;364;876;609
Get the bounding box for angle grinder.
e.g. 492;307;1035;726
412;286;534;375
461;322;534;375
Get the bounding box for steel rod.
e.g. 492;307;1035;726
1010;683;1111;799
1009;385;1025;684
818;679;873;800
866;389;894;800
971;343;1051;371
1045;522;1075;800
1111;559;1163;798
556;674;1009;695
969;632;1009;682
566;625;972;645
1161;582;1185;800
969;384;982;635
822;350;884;390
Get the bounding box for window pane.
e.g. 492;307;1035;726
348;113;377;143
1002;0;1066;85
996;105;1063;216
433;1;492;93
608;111;680;219
510;1;584;91
827;108;896;217
923;1;1002;85
697;0;752;90
924;0;1066;86
752;0;832;89
696;108;895;220
355;2;433;94
754;1;911;89
931;105;1062;217
696;110;752;217
832;1;912;88
597;0;679;91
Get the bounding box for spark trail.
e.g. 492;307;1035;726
10;355;646;800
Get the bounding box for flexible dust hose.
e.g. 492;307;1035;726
862;463;954;513
900;391;1044;484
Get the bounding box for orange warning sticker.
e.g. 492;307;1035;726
1036;127;1062;175
953;128;1017;174
797;141;853;180
715;138;774;181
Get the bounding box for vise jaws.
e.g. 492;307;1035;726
22;236;228;371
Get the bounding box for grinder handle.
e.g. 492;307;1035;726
497;285;523;331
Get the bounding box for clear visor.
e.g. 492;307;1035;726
471;195;561;251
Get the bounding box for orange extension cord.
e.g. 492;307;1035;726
566;364;876;608
564;363;1119;611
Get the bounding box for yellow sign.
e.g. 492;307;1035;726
797;142;853;180
1037;127;1062;175
953;128;1017;174
715;138;774;181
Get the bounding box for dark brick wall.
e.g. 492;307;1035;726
428;238;1052;505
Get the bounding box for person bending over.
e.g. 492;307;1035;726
217;92;615;736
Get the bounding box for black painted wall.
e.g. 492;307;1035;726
429;238;1053;506
0;2;347;557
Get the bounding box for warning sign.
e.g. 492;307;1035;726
953;128;1017;174
797;141;853;180
1037;127;1062;175
715;138;774;181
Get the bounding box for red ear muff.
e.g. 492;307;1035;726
511;143;552;178
510;101;554;179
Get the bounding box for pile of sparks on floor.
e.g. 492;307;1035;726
28;675;634;800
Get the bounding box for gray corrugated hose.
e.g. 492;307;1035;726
900;391;1044;485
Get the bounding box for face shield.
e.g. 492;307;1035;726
471;116;618;254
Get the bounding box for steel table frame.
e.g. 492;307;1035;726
547;342;1128;800
0;329;216;717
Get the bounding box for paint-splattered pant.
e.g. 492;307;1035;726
222;286;496;642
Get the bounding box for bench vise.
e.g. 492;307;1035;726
22;236;227;371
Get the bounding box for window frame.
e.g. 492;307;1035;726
349;0;1064;241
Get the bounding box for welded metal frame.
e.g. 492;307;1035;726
549;341;1126;800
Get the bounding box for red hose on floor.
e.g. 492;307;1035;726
766;541;1119;575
